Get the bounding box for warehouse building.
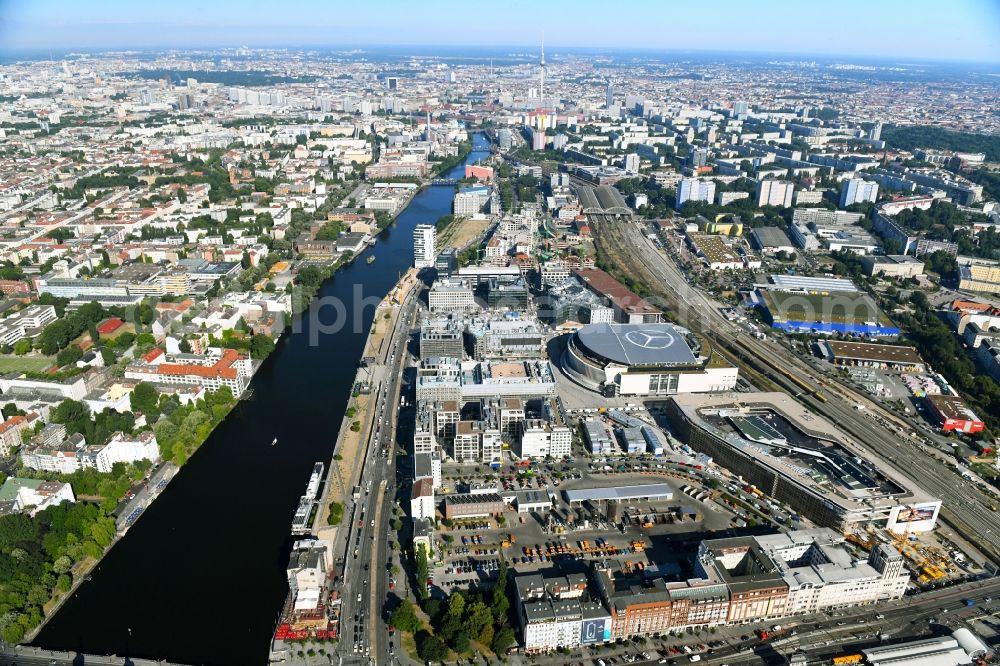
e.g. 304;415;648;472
818;340;925;372
924;394;985;434
750;227;796;255
443;492;505;519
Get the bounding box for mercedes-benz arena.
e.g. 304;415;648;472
562;323;739;396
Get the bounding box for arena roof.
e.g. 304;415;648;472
575;323;698;367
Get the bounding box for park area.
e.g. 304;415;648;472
438;217;490;251
0;354;54;374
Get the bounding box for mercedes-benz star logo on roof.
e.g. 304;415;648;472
624;329;676;349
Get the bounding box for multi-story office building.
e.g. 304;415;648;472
676;178;716;209
419;319;465;359
413;224;436;269
753;529;908;615
487;279;529;311
435;247;458;277
696;536;789;624
594;562;730;638
453;186;491;216
516;402;572;459
839;178;879;208
428;279;476;313
468;317;544;360
452;420;502;463
499;398;526;437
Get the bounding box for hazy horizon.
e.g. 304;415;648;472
1;0;999;64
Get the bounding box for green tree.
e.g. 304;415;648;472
56;345;83;367
909;290;930;311
450;630;471;654
250;334;275;358
492;625;515;654
389;599;420;633
13;339;31;355
130;382;160;421
416;631;449;662
463;601;492;639
415;544;429;601
447;593;465;619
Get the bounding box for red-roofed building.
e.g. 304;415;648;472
573;267;663;324
0;413;40;456
155;298;194;314
125;348;252;395
0;280;31;296
142;348;165;364
951;300;992;314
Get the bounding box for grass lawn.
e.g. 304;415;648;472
0;354;54;373
444;218;490;250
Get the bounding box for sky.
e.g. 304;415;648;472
1;0;999;63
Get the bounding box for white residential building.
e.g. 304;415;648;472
839;178;879;208
21;430;160;474
410;478;436;520
414;224;436;269
676;178;716;209
755;180;795;208
0;305;58;347
517;419;573;459
0;478;75;516
453;186;491;216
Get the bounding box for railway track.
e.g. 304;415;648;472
590;217;1000;564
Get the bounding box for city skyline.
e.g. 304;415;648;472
2;0;1000;64
2;4;1000;664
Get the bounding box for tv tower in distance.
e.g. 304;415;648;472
539;33;546;110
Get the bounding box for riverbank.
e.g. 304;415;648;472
32;131;493;666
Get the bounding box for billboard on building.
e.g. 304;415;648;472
580;617;611;644
887;501;941;534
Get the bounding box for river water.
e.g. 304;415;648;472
33;133;491;665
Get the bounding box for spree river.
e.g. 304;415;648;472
34;133;491;665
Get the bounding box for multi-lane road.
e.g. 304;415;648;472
593;217;1000;563
335;288;421;665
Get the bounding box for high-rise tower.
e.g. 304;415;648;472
539;34;545;108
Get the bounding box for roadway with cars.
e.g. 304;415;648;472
498;576;1000;666
335;286;421;665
